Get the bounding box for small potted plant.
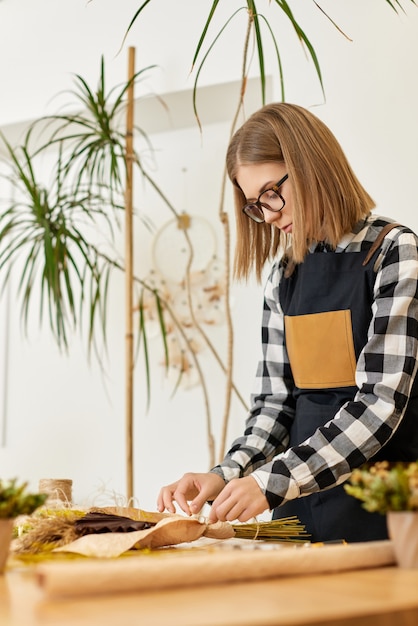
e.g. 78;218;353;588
0;479;47;573
345;460;418;568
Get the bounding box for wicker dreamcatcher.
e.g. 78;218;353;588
142;212;226;389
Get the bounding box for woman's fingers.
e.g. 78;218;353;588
208;476;269;523
157;484;179;514
157;473;225;516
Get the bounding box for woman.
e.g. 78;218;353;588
157;103;418;542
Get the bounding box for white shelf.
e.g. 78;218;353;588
0;76;272;156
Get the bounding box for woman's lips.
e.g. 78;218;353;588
281;223;292;234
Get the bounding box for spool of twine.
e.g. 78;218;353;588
39;479;73;508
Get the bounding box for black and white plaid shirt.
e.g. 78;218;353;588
211;215;418;509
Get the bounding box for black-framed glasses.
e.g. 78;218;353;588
242;174;289;223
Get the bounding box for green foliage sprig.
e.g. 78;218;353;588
0;479;48;519
344;461;418;515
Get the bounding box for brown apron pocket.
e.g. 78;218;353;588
284;310;357;389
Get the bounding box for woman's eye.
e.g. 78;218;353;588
264;189;279;201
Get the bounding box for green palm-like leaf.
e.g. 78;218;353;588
118;0;153;52
190;0;221;72
154;289;169;370
191;8;244;130
137;289;151;410
385;0;417;12
25;57;157;207
272;0;324;97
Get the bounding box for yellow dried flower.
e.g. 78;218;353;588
344;461;418;515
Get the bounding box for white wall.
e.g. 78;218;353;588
1;0;418;511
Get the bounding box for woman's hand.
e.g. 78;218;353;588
208;476;269;523
157;472;226;516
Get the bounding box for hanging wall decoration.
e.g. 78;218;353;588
143;212;226;390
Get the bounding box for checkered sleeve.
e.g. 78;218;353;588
210;263;296;483
212;225;418;510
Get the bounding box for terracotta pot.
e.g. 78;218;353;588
0;518;14;574
387;511;418;569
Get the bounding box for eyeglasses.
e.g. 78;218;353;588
242;174;288;223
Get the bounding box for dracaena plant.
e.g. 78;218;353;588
124;0;326;123
0;58;173;356
25;57;158;204
0;138;119;350
124;1;416;123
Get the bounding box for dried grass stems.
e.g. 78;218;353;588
12;509;85;554
232;517;310;543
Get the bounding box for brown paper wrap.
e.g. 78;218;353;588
53;516;235;558
38;540;395;599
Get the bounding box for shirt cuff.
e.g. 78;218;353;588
251;471;268;493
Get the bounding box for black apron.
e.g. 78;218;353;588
274;229;418;542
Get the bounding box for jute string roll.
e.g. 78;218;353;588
38;479;73;508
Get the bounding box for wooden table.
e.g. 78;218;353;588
2;566;418;626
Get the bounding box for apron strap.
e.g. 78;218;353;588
362;222;402;267
284;222;402;276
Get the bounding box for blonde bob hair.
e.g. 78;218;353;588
226;102;375;281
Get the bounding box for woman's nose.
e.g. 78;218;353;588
262;207;279;225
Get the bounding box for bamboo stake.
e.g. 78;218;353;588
125;46;135;500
